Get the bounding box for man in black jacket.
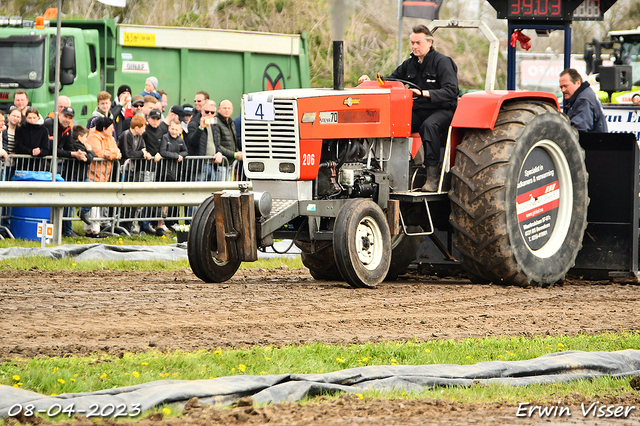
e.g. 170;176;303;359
186;100;223;181
359;25;458;192
559;68;608;133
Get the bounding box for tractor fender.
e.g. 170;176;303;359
448;91;560;166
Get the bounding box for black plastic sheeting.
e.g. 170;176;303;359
2;350;640;418
0;241;300;261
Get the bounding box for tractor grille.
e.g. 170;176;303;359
243;99;298;161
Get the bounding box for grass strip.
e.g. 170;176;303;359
2;333;639;403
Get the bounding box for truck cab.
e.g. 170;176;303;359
0;17;100;122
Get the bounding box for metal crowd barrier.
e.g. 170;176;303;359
0;154;243;238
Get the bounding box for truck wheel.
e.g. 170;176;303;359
385;226;421;281
449;100;588;287
188;196;241;283
333;199;391;288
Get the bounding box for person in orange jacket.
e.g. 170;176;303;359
83;116;121;237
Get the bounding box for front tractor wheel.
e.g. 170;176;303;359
333;199;391;288
449;100;588;287
187;196;241;283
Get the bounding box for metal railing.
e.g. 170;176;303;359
0;154;244;241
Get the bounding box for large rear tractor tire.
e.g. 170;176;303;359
449;100;588;287
296;241;343;281
333;199;391;288
187;196;241;283
385;226;422;281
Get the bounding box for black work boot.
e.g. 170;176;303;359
420;165;440;192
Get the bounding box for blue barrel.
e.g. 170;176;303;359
10;171;63;240
10;207;51;240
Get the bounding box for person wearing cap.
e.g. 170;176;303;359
131;95;145;113
160;105;184;135
182;104;195;131
139;76;162;102
44;106;74;149
358;25;458;193
111;84;133;137
143;108;165;162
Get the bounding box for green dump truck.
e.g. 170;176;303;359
0;18;310;123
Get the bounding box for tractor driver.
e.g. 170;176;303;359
358;25;459;192
559;68;608;133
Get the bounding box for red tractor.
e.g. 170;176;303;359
188;20;637;288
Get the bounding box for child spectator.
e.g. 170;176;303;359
118;115;152;234
139;77;162;102
59;124;95;237
159;119;188;232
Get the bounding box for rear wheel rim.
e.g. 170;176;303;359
516;140;573;258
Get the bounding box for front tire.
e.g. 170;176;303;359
449;100;588;287
333;199;391;288
188;196;241;283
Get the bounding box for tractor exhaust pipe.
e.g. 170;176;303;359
333;40;344;90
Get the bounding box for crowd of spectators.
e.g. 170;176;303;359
1;80;242;239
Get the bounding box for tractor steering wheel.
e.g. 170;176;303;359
383;77;423;100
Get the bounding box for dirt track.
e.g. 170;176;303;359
2;267;640;425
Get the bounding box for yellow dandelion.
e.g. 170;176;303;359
362;357;369;362
466;356;471;359
71;378;76;382
336;358;344;363
425;349;431;354
214;350;222;355
73;374;78;377
13;383;22;388
498;355;503;359
209;376;215;379
162;408;171;415
132;371;140;378
260;371;265;375
390;358;397;363
231;368;236;372
100;373;107;379
265;357;271;361
172;373;179;377
141;362;149;366
51;393;57;396
125;372;130;376
356;393;363;400
238;364;246;372
12;375;20;381
53;367;59;373
557;343;564;348
57;378;65;384
165;373;170;377
161;235;167;239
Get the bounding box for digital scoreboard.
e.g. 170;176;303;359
488;0;615;21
